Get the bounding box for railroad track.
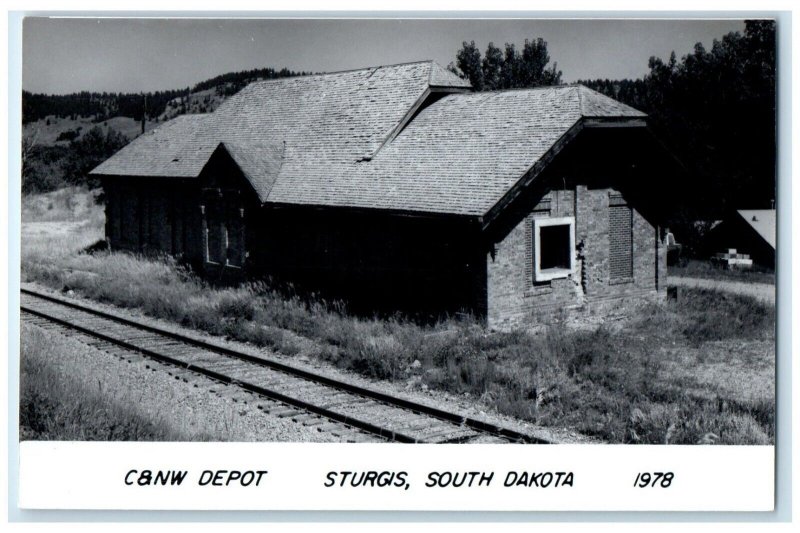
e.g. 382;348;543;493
20;287;551;444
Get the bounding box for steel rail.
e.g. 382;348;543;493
21;304;417;442
21;287;551;444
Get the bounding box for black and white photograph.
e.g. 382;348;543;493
12;12;783;515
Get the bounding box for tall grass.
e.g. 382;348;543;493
20;325;180;441
670;259;775;285
21;192;775;444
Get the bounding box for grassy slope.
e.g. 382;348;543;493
20;189;776;444
670;259;775;285
23;115;160;146
20;324;180;441
23;87;224;148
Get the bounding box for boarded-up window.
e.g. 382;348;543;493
108;187;121;243
120;188;139;248
609;195;633;280
171;198;185;256
226;202;245;267
139;194;150;250
206;204;226;264
147;194;172;251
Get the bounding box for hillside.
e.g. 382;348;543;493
22;66;307;193
23;115;158;147
22;65;308;135
24;85;241;148
22;86;232;149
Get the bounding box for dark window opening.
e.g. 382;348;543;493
539;224;572;270
533;216;575;282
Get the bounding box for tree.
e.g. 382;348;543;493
22;136;72;194
579;19;776;230
644;22;775;215
455;40;484;90
482;42;504;90
500;43;519;89
21;129;39;182
61;126;129;186
452;37;562;90
519;38;562;87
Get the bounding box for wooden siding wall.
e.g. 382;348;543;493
102;152;259;281
103;178;203;264
252;207;485;319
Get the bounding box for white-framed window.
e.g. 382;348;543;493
533;216;576;282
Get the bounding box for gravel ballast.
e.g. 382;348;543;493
20;322;353;442
21;282;594;444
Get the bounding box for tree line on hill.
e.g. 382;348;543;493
22;66;307;125
22;89;190;124
450;21;776;253
192;66;311;96
21;66;306;193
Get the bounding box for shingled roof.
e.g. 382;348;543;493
737;209;776;249
90;113;216;178
91;60;646;217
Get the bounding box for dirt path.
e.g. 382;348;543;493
667;276;775;305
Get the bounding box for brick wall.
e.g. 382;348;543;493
486;185;665;329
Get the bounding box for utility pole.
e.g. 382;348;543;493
141;93;147;135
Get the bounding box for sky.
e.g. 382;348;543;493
22;17;746;95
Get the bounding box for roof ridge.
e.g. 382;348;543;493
246;60;436;87
401;84;603;104
319;59;434;74
172;112;211;120
462;83;584;96
573;84;647;117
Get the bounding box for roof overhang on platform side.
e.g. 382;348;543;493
478;118;688;242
